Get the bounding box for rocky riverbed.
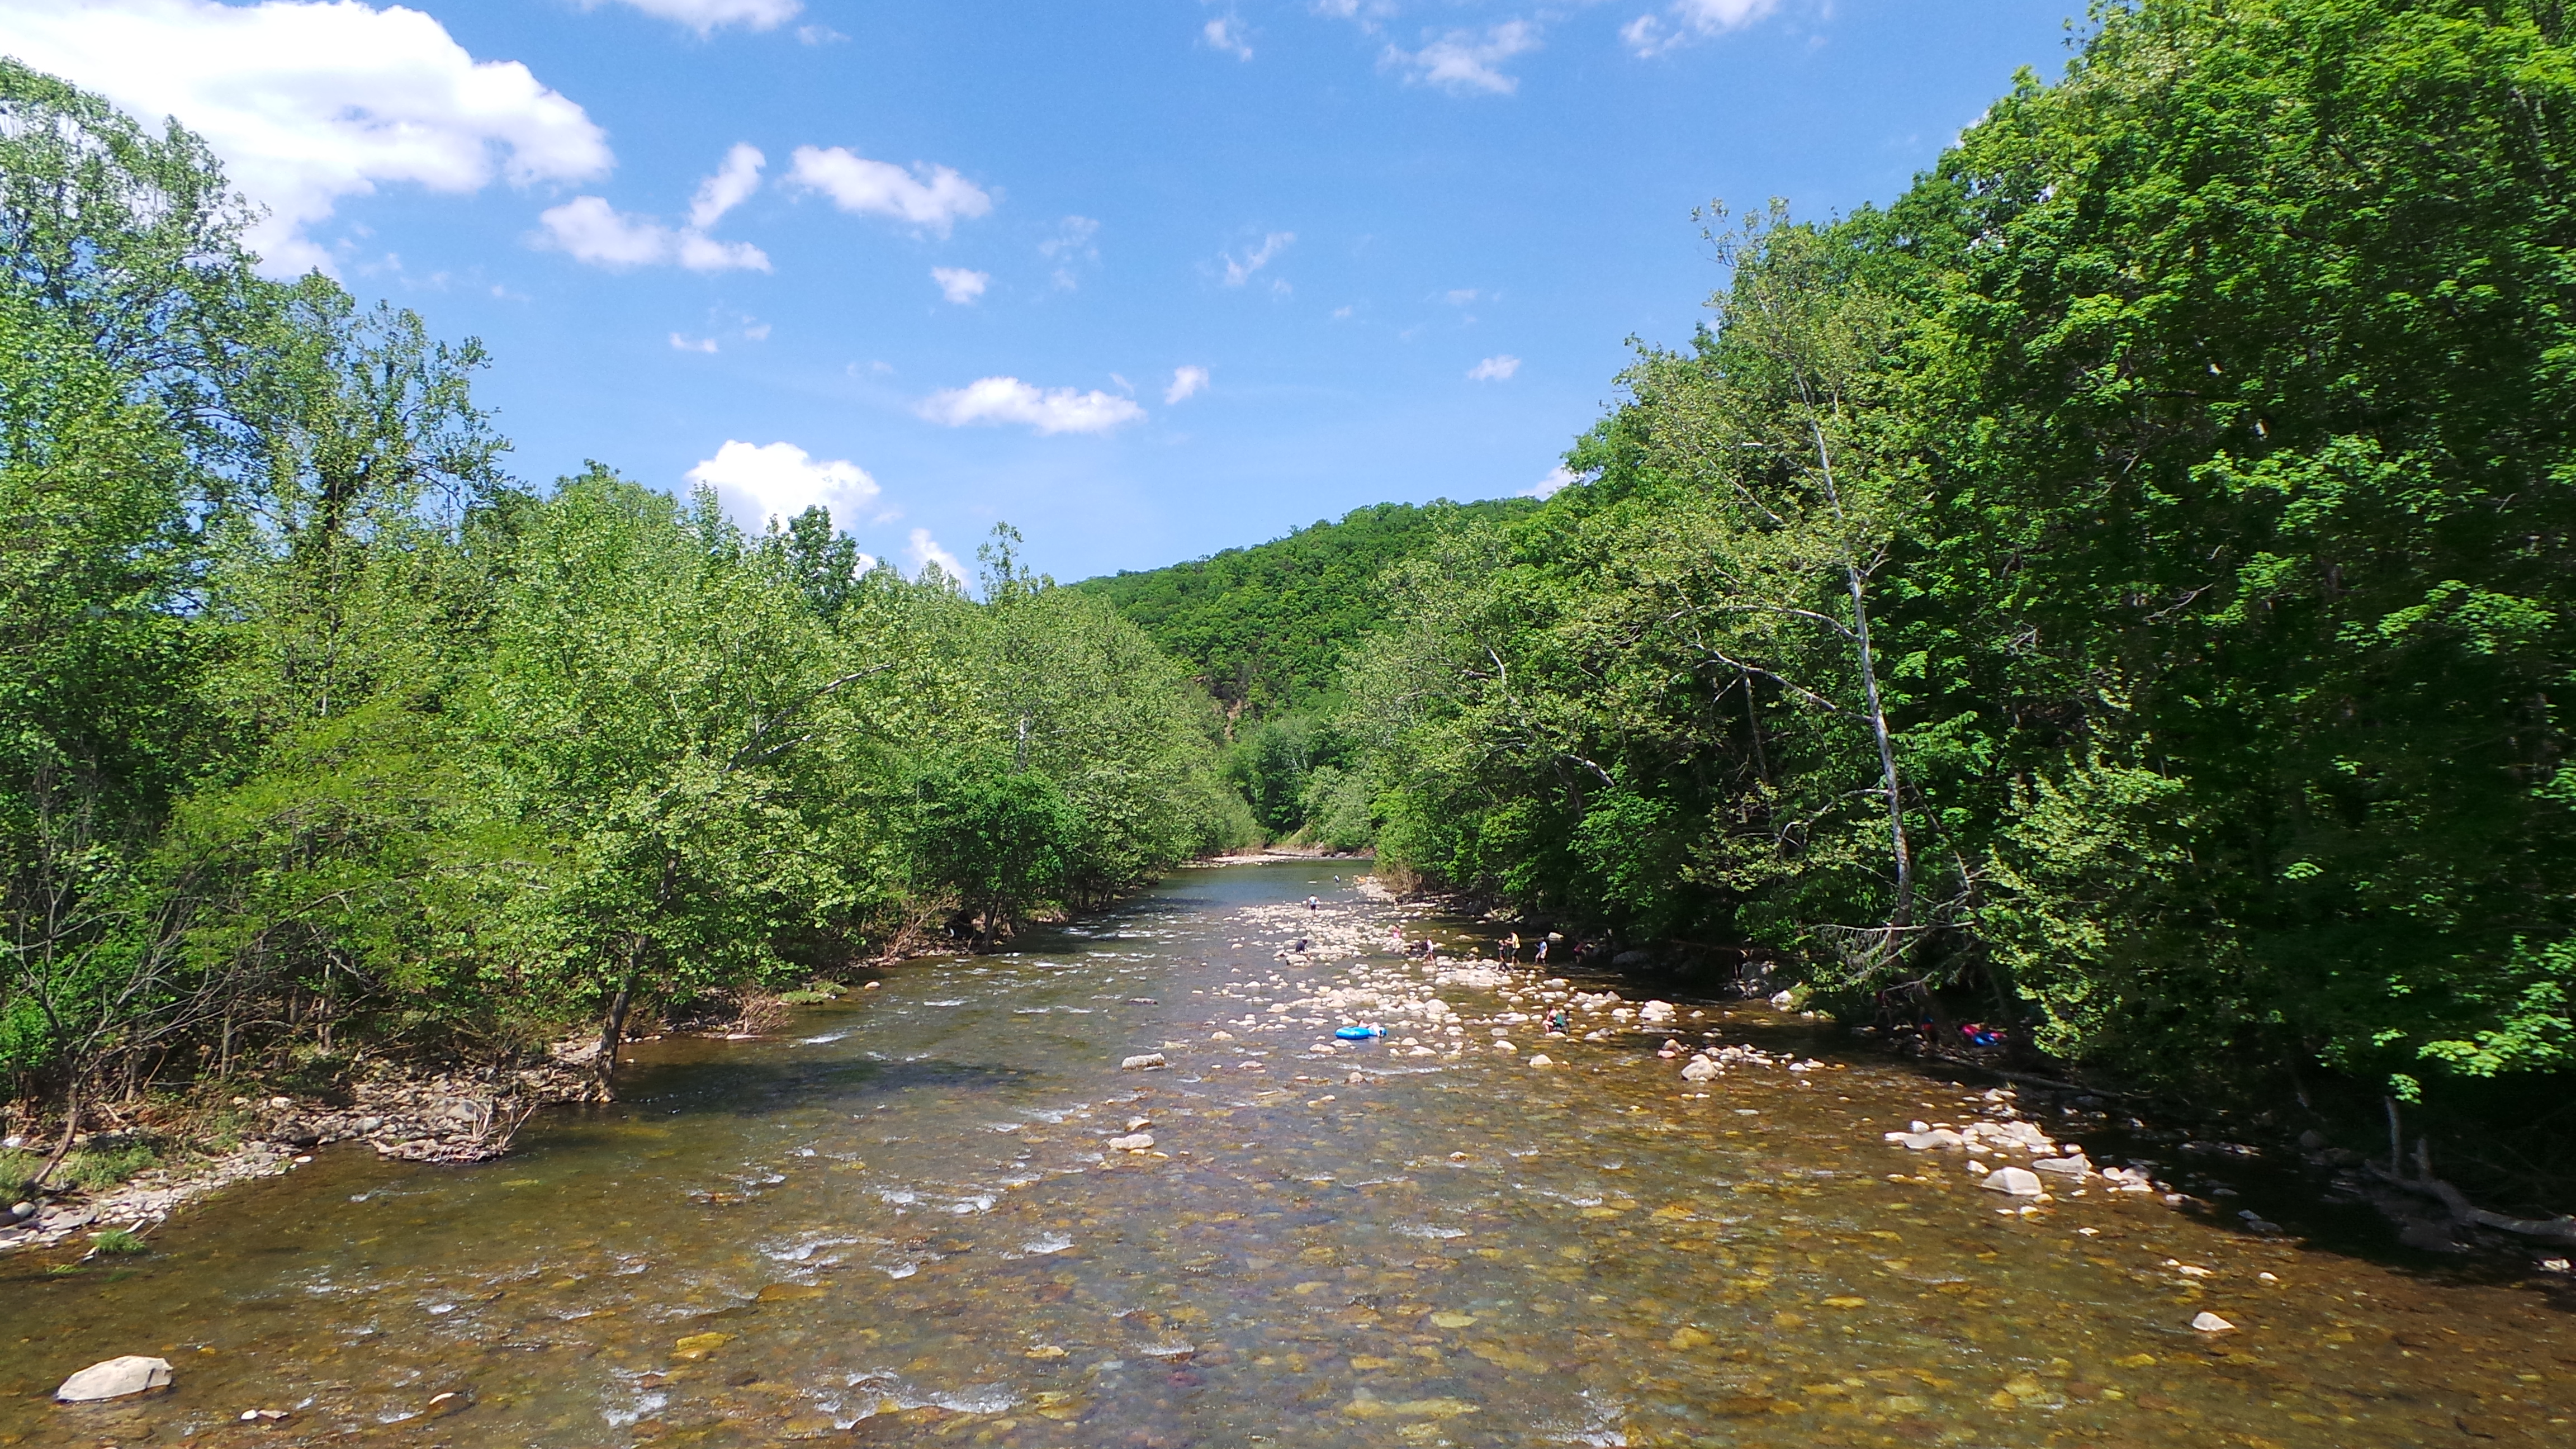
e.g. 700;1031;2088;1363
4;861;2570;1447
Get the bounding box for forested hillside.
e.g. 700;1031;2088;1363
0;61;1251;1186
1076;498;1533;845
1074;498;1535;717
1341;0;2576;1187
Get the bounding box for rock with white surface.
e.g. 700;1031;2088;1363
56;1356;173;1402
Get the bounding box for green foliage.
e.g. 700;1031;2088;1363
89;1227;149;1256
1349;0;2576;1158
0;64;1242;1129
53;1141;157;1192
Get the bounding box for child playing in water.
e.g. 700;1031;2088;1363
1501;931;1521;962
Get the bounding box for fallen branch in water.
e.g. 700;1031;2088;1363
2365;1163;2576;1246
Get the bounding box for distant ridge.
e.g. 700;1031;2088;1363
1073;497;1536;722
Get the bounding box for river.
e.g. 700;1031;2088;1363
5;861;2569;1446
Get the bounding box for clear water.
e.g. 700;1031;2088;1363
5;862;2570;1447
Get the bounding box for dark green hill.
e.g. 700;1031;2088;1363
1073;498;1537;721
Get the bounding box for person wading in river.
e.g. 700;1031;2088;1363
1501;931;1521;963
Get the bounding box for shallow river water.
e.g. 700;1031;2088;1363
6;862;2572;1447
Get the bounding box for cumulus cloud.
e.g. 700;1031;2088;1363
685;439;882;532
1165;365;1210;404
1223;231;1294;287
1203;16;1252;60
907;528;967;587
535;194;770;272
1623;0;1781;56
1526;463;1584;498
931;267;991;305
585;0;801;32
1383;20;1539;96
670;332;719;353
788;146;993;234
688;143;765;229
0;0;611;277
1467;353;1522;381
918;377;1147;436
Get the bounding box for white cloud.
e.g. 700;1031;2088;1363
1203;16;1252;60
931;267;991;305
1039;215;1100;289
1223;231;1295;287
1444;288;1481;306
0;0;612;277
536;194;770;272
907;528;967;587
1383;21;1539;96
1623;0;1781;56
688;143;765;229
1526;463;1583;498
788;145;993;234
586;0;798;32
670;332;718;353
685;440;882;532
918;377;1147;436
795;23;846;45
1313;0;1393;30
1165;366;1210;404
1467;353;1522;381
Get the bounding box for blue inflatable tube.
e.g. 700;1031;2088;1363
1334;1025;1384;1041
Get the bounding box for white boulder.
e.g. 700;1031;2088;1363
1980;1166;2047;1197
56;1356;173;1403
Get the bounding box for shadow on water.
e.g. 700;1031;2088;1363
603;1053;1040;1121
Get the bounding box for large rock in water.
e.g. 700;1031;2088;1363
56;1356;173;1402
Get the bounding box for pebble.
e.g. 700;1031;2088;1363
1106;1133;1155;1152
55;1356;173;1403
1120;1053;1168;1071
2192;1311;2236;1333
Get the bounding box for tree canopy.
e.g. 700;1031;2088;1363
1342;0;2576;1183
0;61;1252;1177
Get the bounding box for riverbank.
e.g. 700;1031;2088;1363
1372;881;2576;1268
0;1055;600;1258
3;895;1148;1261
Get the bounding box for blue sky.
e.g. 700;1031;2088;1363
2;1;2080;583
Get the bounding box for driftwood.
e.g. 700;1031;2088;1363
2365;1163;2576;1247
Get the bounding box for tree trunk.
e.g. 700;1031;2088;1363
29;1074;81;1194
596;969;638;1102
1740;671;1770;786
1844;561;1914;928
1801;409;1915;932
